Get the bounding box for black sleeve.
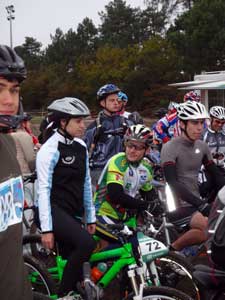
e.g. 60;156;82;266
107;183;148;210
163;164;202;207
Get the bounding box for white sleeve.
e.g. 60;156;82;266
36;143;59;232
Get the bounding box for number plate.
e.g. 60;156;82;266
137;232;168;262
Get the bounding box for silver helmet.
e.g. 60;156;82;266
48;97;90;118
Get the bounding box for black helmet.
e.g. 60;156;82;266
0;45;27;82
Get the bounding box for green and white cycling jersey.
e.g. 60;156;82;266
94;152;153;220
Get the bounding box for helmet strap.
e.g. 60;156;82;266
181;122;195;142
58;118;74;142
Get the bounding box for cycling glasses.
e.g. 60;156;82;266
125;141;146;151
213;152;225;160
214;119;225;125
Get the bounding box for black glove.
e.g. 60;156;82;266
198;202;211;216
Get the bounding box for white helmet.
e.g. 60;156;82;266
48;97;90;118
209;106;225;120
177;101;209;120
168;101;179;111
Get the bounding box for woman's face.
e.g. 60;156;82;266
61;117;86;138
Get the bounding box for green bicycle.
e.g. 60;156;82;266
24;223;194;300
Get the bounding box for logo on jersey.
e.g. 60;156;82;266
195;148;200;154
0;176;24;232
62;156;75;164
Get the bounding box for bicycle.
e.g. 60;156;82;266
23;223;194;300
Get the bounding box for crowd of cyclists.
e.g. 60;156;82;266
2;44;225;300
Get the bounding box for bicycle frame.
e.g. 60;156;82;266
42;231;169;299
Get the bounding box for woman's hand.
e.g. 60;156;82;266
87;224;96;235
41;232;54;250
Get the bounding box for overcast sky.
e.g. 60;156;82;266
1;0;146;48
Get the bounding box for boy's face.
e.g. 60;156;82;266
0;77;20;120
100;93;120;114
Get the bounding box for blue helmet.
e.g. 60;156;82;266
97;84;120;101
118;91;128;102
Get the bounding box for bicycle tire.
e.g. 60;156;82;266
24;254;57;296
127;286;193;300
152;251;200;300
23;234;55;267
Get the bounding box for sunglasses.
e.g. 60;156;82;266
125;142;146;151
214;119;225;125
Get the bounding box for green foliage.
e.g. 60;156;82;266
168;0;225;75
15;37;43;70
17;0;219;116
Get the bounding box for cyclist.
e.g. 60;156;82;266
0;45;32;300
152;101;180;144
84;84;133;190
21;112;40;149
200;106;225;198
203;106;225;170
161;101;225;251
94;124;155;243
35;97;96;299
10;112;36;175
117;91;143;124
183;90;201;102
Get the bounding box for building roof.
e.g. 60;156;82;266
169;71;225;90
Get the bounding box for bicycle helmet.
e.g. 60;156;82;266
48;97;90;119
183;90;200;102
209;106;225;120
97;84;120;101
177;101;209;120
168;101;179;111
125;124;153;146
0;45;27;82
118;91;128;102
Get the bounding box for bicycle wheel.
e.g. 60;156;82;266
140;286;193;299
152;251;200;300
23;234;55;268
24;254;57;296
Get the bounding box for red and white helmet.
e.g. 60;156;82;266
125;124;153;146
183;91;200;102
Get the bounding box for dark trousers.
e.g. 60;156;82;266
51;205;96;296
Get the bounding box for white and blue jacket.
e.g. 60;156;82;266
36;131;96;233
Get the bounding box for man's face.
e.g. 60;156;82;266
211;118;224;132
181;119;205;141
0;77;20;116
125;140;147;162
100;93;120;114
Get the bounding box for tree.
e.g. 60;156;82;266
125;36;182;110
99;0;140;47
168;0;225;76
15;37;43;70
76;17;99;56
